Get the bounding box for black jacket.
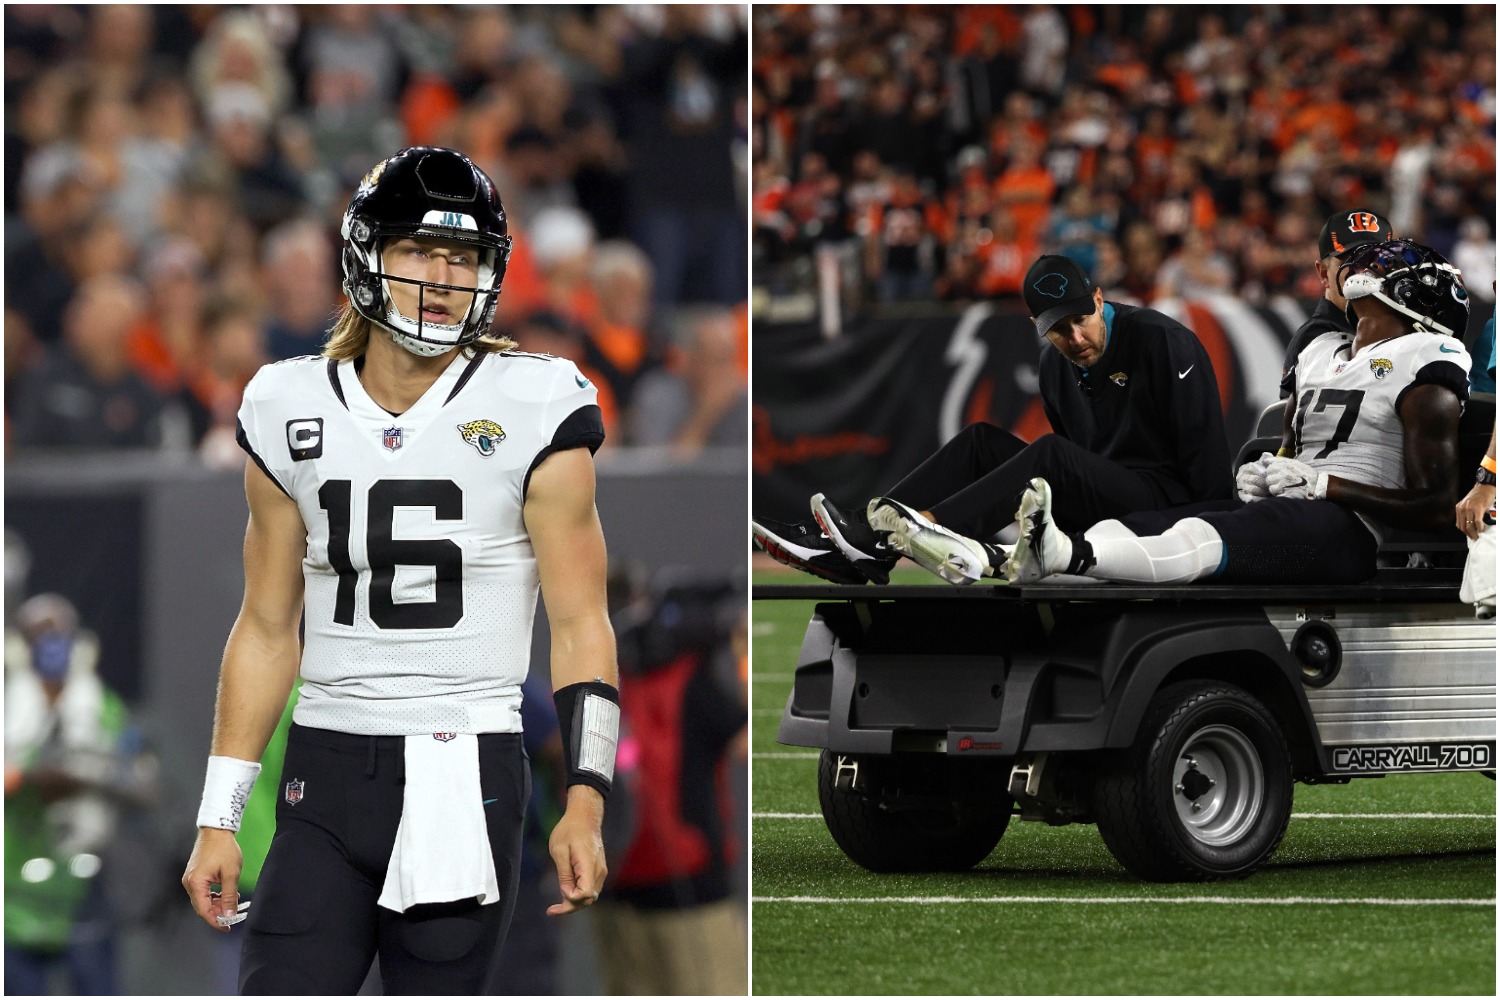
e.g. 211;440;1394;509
1280;297;1352;398
1039;302;1234;507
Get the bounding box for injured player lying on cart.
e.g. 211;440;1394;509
873;239;1475;588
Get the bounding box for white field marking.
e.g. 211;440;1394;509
751;811;1494;820
752;622;778;636
752;708;783;716
1291;812;1495;820
753;895;1495;907
752;753;819;760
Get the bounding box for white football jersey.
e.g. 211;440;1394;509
236;350;604;736
1290;330;1471;490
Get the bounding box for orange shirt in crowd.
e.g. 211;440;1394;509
992;166;1054;245
975;236;1037;298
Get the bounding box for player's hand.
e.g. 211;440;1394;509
182;827;244;933
1235;455;1273;503
546;785;607;917
1455;482;1496;540
1265;456;1327;501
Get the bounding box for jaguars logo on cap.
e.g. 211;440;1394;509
458;419;505;456
1033;272;1070;299
1369;359;1393;380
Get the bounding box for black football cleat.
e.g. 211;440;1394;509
810;494;900;585
752;517;867;585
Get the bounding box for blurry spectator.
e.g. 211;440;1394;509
1019;4;1069;103
628;308;745;452
619;5;747;308
294;7;408;178
10;147;96;345
201;82;305;231
189;296;268;464
588;240;656;403
512;205;599;328
125;236;208;397
1043;185;1110;273
974;206;1038;300
4;593;156;997
259;218;338;360
501;125;576;229
593;571;747;997
10;275;177;451
1451;218;1495;305
866;170;942;302
1156;229;1234;300
993;138;1055;246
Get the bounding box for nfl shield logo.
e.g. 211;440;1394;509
285;779;304;805
433;732;457;743
383;426;404;451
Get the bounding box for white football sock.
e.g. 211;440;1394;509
1083;517;1226;584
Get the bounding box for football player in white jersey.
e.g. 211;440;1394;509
874;239;1472;587
181;147;619;994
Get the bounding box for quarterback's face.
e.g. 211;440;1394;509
381;237;479;328
1042;288;1107;366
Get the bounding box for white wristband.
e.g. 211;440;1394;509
197;756;262;832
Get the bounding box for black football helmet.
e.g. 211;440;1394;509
1338;238;1469;338
340;146;513;356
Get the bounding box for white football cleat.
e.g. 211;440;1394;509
866;497;999;585
1005;478;1071;583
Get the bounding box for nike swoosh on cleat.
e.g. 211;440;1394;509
1178;366;1194;379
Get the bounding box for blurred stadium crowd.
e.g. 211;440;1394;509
5;4;748;460
751;5;1495;306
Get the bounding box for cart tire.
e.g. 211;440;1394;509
817;751;1010;872
1092;681;1292;882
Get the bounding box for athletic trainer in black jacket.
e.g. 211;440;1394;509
754;254;1235;585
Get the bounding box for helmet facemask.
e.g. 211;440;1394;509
1338;239;1469;337
343;213;510;357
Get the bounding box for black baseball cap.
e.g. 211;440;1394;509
1318;209;1394;260
1023;255;1098;336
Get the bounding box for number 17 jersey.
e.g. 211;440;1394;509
1290;330;1470;490
236;350;605;737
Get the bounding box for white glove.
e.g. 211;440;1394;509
1235;454;1273;503
1265;456;1328;500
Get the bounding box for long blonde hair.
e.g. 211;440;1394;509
321;302;518;360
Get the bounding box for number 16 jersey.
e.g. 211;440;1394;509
236;350;605;737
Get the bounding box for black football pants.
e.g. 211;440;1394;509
886;423;1166;539
238;725;527;996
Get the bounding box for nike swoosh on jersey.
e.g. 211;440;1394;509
1178;366;1194;379
1439;344;1461;353
575;375;590;387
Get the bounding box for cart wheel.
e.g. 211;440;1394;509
817;751;1011;872
1092;681;1292;881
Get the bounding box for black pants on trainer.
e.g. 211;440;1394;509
886;423;1169;539
238;725;527;996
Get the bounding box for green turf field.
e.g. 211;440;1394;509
750;571;1497;995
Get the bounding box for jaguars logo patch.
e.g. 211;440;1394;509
358;157;389;194
458;419;505;457
1109;371;1128;387
1370;359;1393;380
